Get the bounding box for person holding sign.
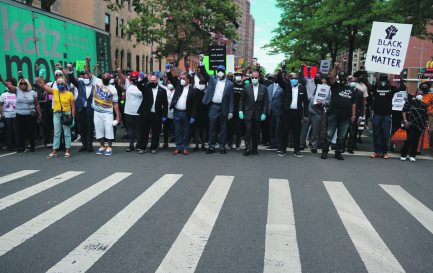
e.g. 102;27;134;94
321;63;357;160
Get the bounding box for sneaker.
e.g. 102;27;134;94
162;143;169;149
172;149;180;155
125;145;134;152
235;146;241;151
400;157;407;161
137;149;146;154
409;157;416;162
96;146;106;155
277;150;287;157
73;134;81;143
335;153;344;160
311;148;318;154
151;149;157;154
321;152;328;159
266;146;277;151
105;148;113;156
370;153;381;158
183;150;189;155
293;152;303;158
382;153;390;159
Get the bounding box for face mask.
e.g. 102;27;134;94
420;86;429;93
102;78;110;86
251;79;259;85
244;80;250;85
159;80;164;85
290;79;299;86
235;76;242;82
138;78;143;82
57;84;65;90
198;84;206;90
83;78;90;85
109;79;114;85
180;79;186;86
167;84;174;90
349;82;357;88
416;95;423;101
217;71;225;79
131;78;138;84
149;82;158;89
380;81;387;87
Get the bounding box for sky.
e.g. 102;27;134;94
250;0;285;74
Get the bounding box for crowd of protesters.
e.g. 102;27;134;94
0;56;432;162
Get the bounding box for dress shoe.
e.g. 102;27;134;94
183;150;189;155
252;149;258;155
335;153;344;160
220;149;227;154
79;147;87;152
243;149;250;156
321;152;328;159
206;148;215;154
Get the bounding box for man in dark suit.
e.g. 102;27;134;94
239;71;268;156
167;65;196;155
201;61;234;154
137;74;168;154
276;69;309;157
266;74;283;150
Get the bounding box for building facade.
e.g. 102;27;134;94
233;0;255;66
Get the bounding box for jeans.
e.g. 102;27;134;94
53;112;72;150
174;110;190;150
323;114;349;153
126;114;140;147
372;114;392;154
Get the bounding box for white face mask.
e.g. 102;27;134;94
180;79;186;86
83;78;90;85
217;71;225;79
235;76;242;82
198;84;206;90
349;82;357;88
109;79;114;85
251;79;259;85
138;78;143;82
167;84;174;90
416;95;423;101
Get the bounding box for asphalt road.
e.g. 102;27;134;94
0;145;432;273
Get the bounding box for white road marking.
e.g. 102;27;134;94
264;179;301;273
0;171;83;210
46;174;182;273
155;175;234;273
323;181;406;273
0;170;39;185
0;172;132;256
380;184;433;234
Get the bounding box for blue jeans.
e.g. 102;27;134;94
53;112;72;150
323;114;349;153
372;114;391;154
173;110;190;150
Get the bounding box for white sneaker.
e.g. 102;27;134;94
400;157;406;161
409;157;416;162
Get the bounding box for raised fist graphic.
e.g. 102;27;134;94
385;25;398;40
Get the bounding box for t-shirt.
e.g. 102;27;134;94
91;76;118;113
124;78;143;116
403;99;428;131
356;82;369;98
0;91;17;118
52;89;74;113
233;82;244;111
372;85;396;116
15;88;37;115
328;83;356;119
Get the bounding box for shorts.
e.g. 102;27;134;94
94;111;114;140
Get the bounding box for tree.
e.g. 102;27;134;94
106;0;239;66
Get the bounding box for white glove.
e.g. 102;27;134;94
228;113;233;120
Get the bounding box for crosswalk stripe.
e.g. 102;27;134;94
0;172;132;257
46;174;182;273
264;179;301;273
380;184;433;234
0;170;39;185
0;171;84;211
324;181;406;273
155;175;234;273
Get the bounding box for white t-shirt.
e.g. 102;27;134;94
0;91;17;118
356;82;369;98
91;76;118;114
124;78;143;115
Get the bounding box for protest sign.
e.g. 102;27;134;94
313;84;330;105
320;60;331;74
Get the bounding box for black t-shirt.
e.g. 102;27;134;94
328;83;356;119
233;82;244;111
372;85;396;116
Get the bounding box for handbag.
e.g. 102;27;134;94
58;90;73;126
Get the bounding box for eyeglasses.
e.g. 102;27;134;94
251;77;258;79
55;74;62;77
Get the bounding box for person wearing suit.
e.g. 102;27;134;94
239;71;268;156
167;65;196;155
276;69;309;157
266;75;283;151
137;74;168;154
67;67;94;152
201;62;234;154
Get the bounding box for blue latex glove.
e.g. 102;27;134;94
261;114;266;121
162;117;167;123
189;117;195;124
71;118;75;128
165;64;171;70
239;111;244;120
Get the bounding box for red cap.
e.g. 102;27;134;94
130;71;139;78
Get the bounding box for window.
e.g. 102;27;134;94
128;0;131;11
145;55;149;73
115;49;119;66
127;52;131;70
142;55;145;71
121;19;124;38
116;17;119;36
120;50;124;70
136;55;140;71
104;14;110;32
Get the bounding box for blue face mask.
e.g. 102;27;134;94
57;84;65;90
290;79;299;86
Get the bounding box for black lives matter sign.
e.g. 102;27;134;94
365;22;412;75
209;46;226;71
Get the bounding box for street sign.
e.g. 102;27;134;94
209;46;226;70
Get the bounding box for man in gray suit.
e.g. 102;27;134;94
239;71;268;156
201;63;234;154
266;74;283;151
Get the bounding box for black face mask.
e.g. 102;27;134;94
131;78;138;85
149;82;158;89
102;78;110;85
